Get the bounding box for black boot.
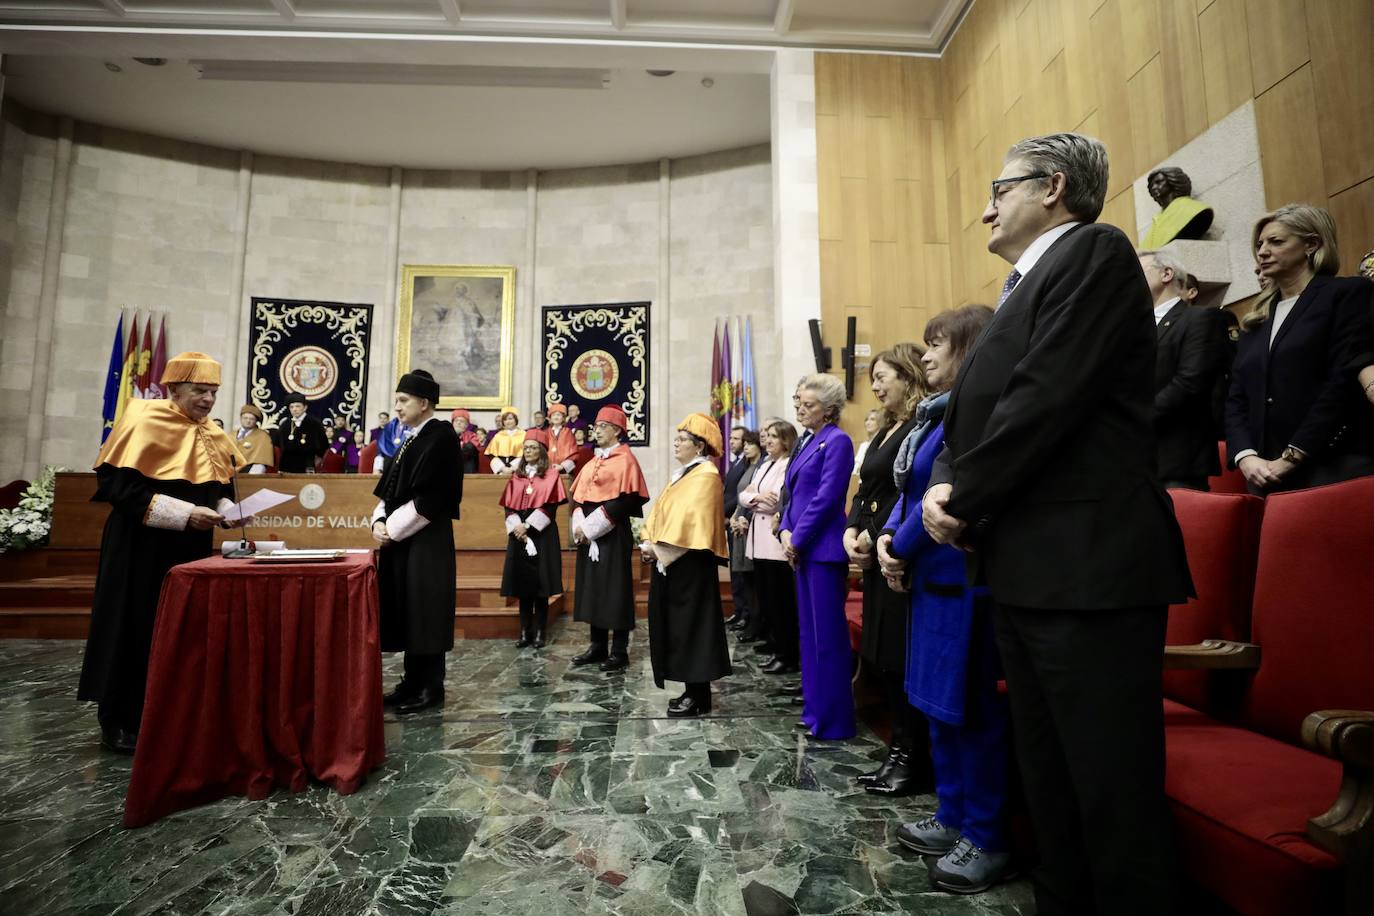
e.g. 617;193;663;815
856;745;901;786
866;746;933;796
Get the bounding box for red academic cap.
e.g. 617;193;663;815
595;405;627;431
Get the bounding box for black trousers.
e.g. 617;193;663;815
753;559;799;667
993;603;1176;916
403;652;446;692
589;625;629;653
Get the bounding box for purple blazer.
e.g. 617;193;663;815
780;423;854;564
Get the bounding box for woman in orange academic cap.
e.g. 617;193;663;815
639;413;733;717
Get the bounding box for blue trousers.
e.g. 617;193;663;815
794;559;855;740
928;685;1010;851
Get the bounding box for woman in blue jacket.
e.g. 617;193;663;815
878;304;1013;895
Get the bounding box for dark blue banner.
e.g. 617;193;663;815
542;302;650;445
247;297;373;428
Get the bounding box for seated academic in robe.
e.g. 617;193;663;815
640;413;733;718
568;405;649;672
450;409;482;475
79;351;247;755
499;428;567;650
371;369;463;715
485;406;526;475
234;403;275;473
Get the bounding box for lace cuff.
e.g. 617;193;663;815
654;542;688;574
505;512;521;534
144;494;194;531
385;500;430;541
527;509;551;531
581;507;614;541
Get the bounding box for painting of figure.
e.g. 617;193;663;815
396;265;515;409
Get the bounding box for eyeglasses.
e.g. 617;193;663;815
989;172;1050;207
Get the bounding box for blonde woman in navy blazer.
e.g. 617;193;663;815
1226;205;1374;493
780;373;856;741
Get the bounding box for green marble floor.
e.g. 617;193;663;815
0;636;1035;915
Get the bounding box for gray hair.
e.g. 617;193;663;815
1005;133;1109;222
797;373;847;422
1139;249;1188;293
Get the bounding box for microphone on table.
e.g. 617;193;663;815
223;475;256;559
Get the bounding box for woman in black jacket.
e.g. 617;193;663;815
845;342;929;795
1225;204;1374;493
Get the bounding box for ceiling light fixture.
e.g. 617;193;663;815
133;57;166;66
646;69;676;77
104;61;122;73
192;60;610;90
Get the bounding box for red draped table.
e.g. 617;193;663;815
124;553;386;827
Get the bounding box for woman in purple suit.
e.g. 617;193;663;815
780;373;856;740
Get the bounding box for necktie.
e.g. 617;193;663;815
997;268;1022;309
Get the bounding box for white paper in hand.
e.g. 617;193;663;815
222;488;294;524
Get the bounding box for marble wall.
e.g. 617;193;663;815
0;99;774;492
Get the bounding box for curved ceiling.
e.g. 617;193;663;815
0;0;966;169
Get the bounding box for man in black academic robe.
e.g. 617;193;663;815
277;392;328;472
371;369;462;713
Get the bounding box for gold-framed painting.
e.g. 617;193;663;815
395;264;516;409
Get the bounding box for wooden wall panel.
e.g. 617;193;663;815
1306;0;1374;196
1198;0;1253;125
1246;0;1310;94
815;1;1372;428
1254;64;1328;209
1327;179;1374;271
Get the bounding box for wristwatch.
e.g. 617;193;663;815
1279;445;1307;464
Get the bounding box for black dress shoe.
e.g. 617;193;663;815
856;747;900;786
780;683;803;696
600;651;629;672
572;646;608;666
794;720;811;731
383;684;417;708
736;632;763;644
667;695;710;717
394;687;445;714
728;616;749;631
761;659;798;675
532;630;546;649
515;631;533;648
99;726;138;755
790;696;806;706
758;654;779;667
724;612;744;627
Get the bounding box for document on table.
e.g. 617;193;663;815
222;489;294;524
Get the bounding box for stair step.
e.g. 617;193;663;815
0;576;96;607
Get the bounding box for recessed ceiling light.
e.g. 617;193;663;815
701;77;714;88
104;61;122;73
134;57;167;67
646;70;675;77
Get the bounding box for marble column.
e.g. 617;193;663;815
225;150;254;412
377;166;403;410
21;116;72;481
769;49;823;417
516;168;538;416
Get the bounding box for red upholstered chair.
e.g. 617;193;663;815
1208;441;1248;493
1162;488;1263;715
358;441;378;475
1163;476;1374;916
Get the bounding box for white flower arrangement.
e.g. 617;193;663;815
0;466;63;554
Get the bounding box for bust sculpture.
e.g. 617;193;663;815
1141;167;1214;248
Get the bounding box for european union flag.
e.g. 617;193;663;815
100;315;124;443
